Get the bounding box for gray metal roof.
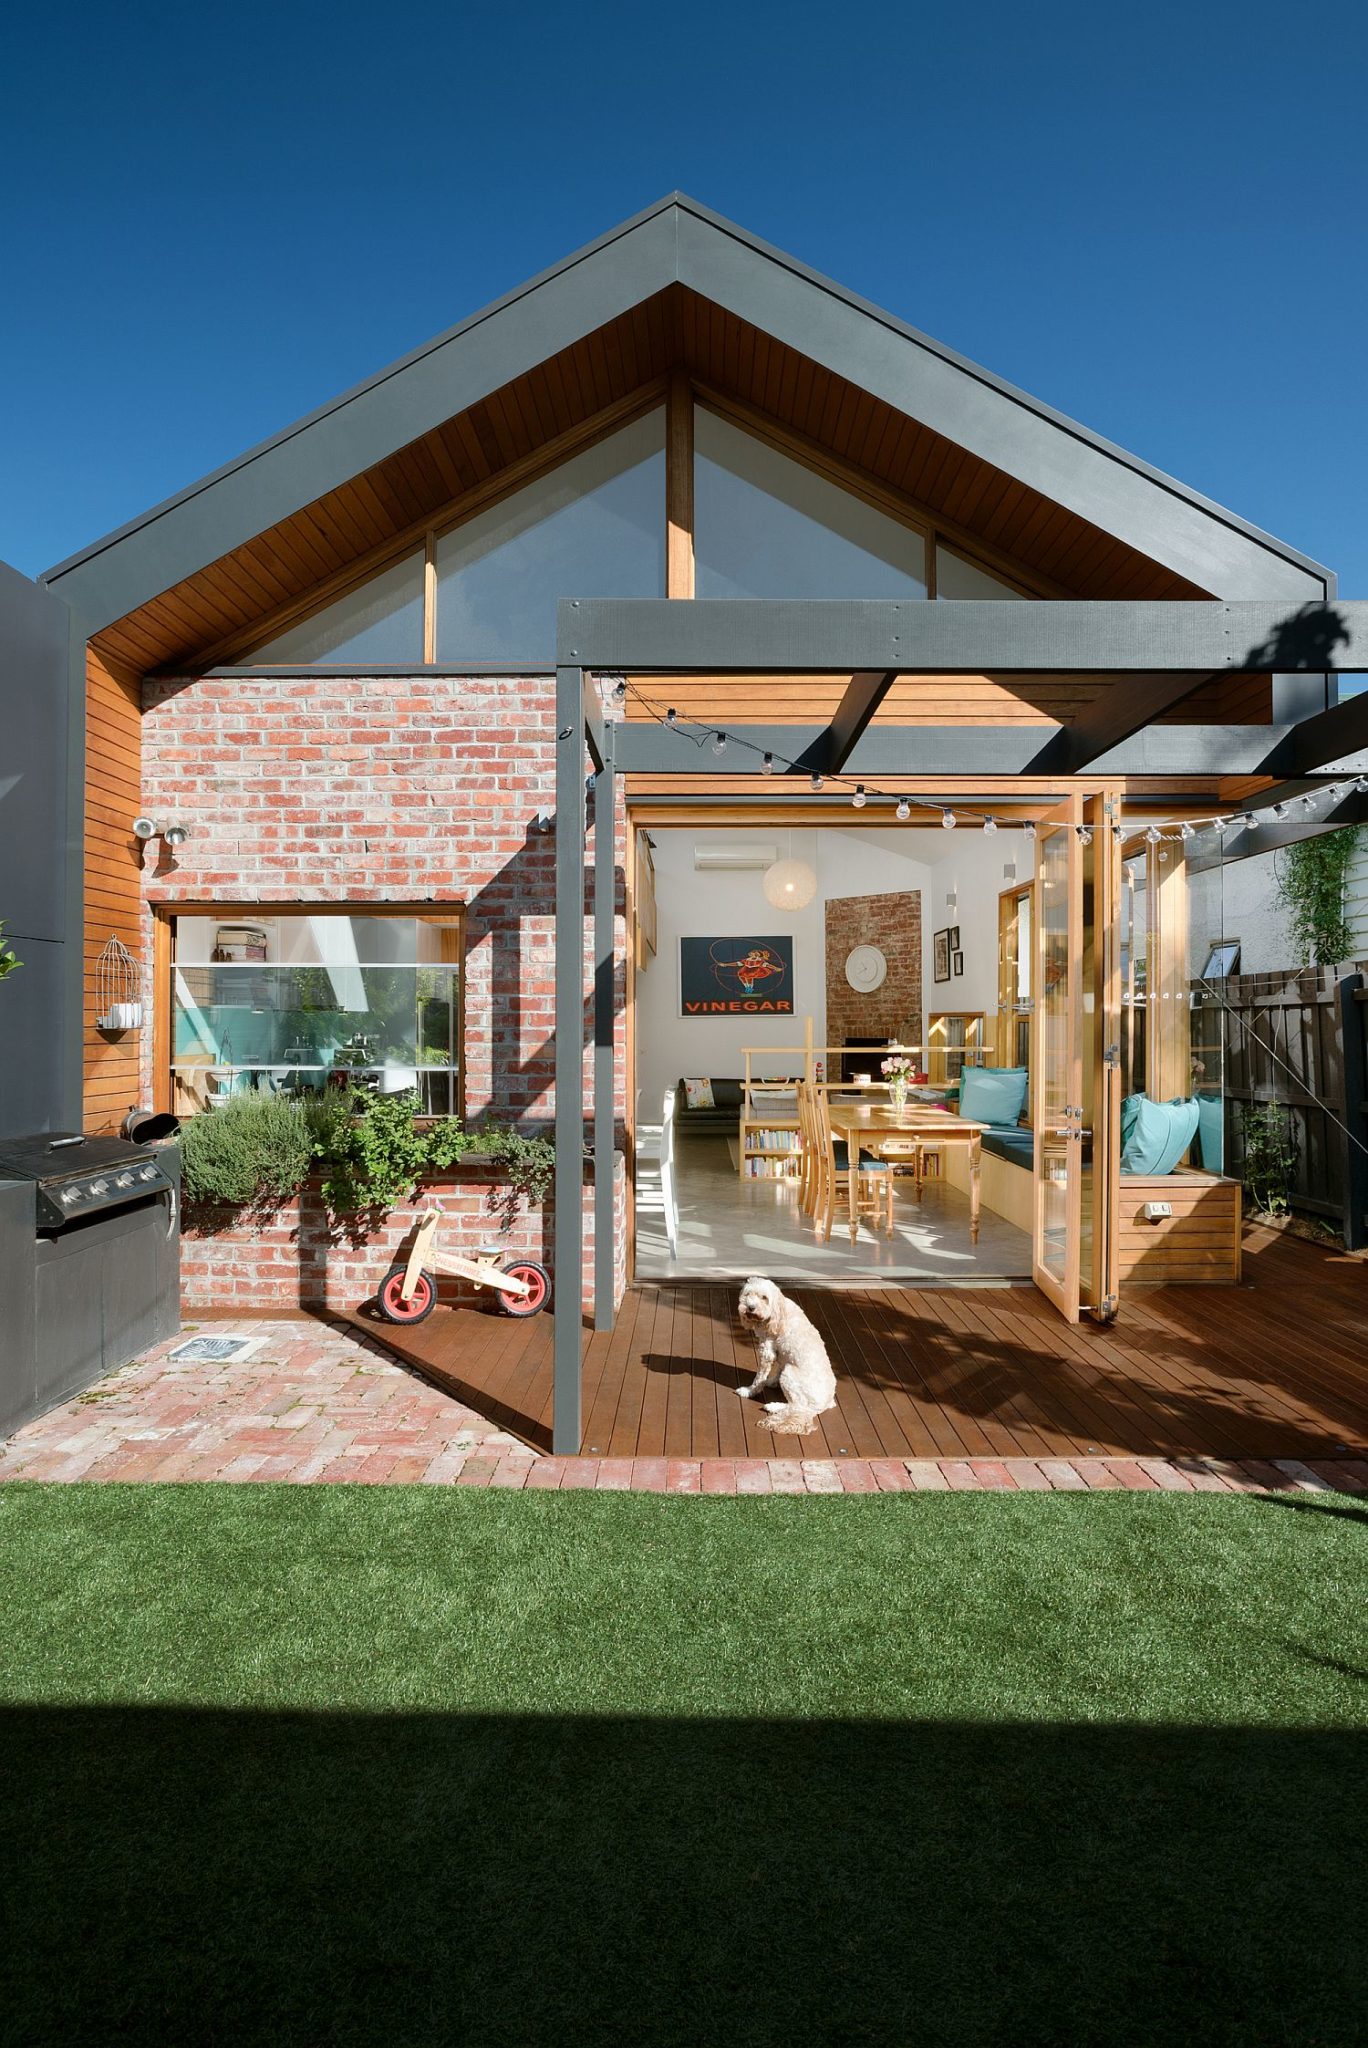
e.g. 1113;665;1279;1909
43;193;1333;636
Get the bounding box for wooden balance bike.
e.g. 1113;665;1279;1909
375;1204;550;1323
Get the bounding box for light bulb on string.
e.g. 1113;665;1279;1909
1078;826;1093;847
810;771;825;792
761;753;774;776
1112;823;1125;843
983;815;997;834
712;731;727;756
1356;777;1368;795
942;809;957;830
1240;811;1258;829
611;678;627;703
895;799;911;821
1272;802;1288;820
665;708;678;728
851;784;867;808
1145;825;1162;844
1300;793;1316;812
1022;821;1037;840
1179;821;1195;841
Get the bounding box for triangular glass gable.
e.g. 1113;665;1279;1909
434;410;665;662
935;545;1024;599
693;408;926;599
249;549;425;664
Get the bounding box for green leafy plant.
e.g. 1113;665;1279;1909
0;921;21;985
306;1088;432;1215
477;1121;555;1226
1275;827;1363;966
1239;1102;1297;1217
180;1093;313;1209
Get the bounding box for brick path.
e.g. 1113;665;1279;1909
2;1318;1365;1495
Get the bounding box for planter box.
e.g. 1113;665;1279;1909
180;1154;626;1314
1116;1169;1242;1286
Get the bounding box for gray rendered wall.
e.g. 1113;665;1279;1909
0;560;80;1136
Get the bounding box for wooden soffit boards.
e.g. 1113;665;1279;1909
49;197;1332;677
621;673;1273;728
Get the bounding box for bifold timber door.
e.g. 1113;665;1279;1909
1032;793;1121;1323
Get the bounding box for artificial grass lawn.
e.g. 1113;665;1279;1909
2;1485;1365;2046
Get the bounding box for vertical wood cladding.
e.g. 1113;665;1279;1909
83;646;143;1132
824;892;923;1062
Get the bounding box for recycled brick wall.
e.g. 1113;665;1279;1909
178;1158;628;1313
140;672;626;1130
824;891;923;1065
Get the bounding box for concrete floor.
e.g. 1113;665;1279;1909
635;1130;1033;1285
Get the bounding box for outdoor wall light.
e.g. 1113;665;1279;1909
131;818;190;864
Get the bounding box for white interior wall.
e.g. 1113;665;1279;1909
634;824;1026;1111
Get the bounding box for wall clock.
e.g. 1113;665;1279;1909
844;944;887;992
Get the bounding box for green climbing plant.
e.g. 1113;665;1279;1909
1239;1102;1297;1217
1275;827;1362;966
0;922;21;985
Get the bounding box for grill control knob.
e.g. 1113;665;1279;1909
138;1165;157;1181
87;1178;109;1196
60;1186;82;1205
115;1172;134;1188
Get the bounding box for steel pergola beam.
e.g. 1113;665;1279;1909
1218;791;1368;862
1027;673;1222;774
1260;687;1368;776
610;718;1348;780
789;670;896;775
560;598;1368;676
553;664;587;1456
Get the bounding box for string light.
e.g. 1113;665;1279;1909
611;675;1358;851
1078;826;1093;846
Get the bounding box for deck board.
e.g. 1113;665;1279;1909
343;1228;1368;1461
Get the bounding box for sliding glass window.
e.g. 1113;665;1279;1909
169;911;462;1118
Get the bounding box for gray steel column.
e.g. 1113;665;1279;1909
593;721;617;1329
553;664;587;1454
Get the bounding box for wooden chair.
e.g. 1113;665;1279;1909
806;1084;895;1243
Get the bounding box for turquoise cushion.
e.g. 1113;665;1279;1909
1121;1095;1200;1176
1196;1092;1224;1173
959;1065;1029;1126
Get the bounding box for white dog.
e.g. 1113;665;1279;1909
736;1277;838;1435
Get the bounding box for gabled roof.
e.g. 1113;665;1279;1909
44;193;1332;644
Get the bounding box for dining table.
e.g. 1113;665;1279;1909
825;1101;986;1244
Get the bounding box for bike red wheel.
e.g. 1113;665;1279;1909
497;1260;549;1317
377;1267;437;1324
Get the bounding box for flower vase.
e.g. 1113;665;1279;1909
890;1077;908;1114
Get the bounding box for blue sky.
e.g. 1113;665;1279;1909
3;0;1365;593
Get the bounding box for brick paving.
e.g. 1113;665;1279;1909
2;1318;1366;1496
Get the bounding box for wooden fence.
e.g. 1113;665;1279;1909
1206;963;1368;1246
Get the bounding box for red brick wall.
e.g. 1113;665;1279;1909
179;1159;627;1313
140;670;627;1307
141;672;628;1123
824;892;923;1064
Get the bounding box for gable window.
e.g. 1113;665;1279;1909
165;909;462;1119
433;409;665;663
249;550;425;665
934;545;1027;600
693;407;927;600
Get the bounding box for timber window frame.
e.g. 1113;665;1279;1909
153;903;465;1121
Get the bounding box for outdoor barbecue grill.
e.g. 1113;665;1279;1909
0;1129;181;1438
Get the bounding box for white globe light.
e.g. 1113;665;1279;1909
762;858;818;910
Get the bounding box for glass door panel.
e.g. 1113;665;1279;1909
1033;796;1084;1319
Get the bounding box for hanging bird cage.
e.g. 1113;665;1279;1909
95;936;143;1032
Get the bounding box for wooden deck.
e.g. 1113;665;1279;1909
345;1226;1368;1462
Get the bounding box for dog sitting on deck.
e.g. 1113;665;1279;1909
736;1278;838;1436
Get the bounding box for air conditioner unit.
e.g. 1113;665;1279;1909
694;843;779;872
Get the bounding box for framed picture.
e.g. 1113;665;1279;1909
679;934;795;1016
946;926;961;952
933;929;951;984
951;949;964;976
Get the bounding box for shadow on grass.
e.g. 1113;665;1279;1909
3;1708;1364;2046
